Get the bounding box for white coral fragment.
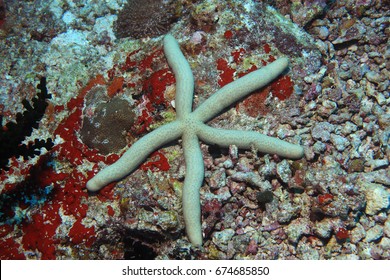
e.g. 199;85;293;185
361;182;390;215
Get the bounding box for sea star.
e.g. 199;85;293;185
87;34;304;246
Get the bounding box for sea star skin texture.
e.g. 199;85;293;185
86;34;304;246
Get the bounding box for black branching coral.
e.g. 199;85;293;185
114;0;179;39
0;77;54;171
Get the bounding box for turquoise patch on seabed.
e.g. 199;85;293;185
0;185;54;225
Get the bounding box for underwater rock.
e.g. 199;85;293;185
285;218;311;244
365;225;383;243
360;181;390;216
350;223;366;244
212;228;235;251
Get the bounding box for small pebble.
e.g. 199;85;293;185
285;218;311;244
330;134;350;152
312;122;335;142
361;182;390;215
350;223;366;244
276;160;292;184
365;225;383;242
366;70;384;84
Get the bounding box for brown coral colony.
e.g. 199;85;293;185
114;0;179;39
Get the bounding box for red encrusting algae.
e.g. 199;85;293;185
69;219;95;247
140;151;170;172
216;46;295;117
223;30;234;40
336;227;349;241
0;45;178;259
217;58;235;87
318;193;334;205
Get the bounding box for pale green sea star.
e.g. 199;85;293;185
87;34;304;246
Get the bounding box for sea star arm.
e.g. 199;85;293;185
197;123;304;159
192;57;289;123
86;120;183;191
182;131;204;246
164;34;195;119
